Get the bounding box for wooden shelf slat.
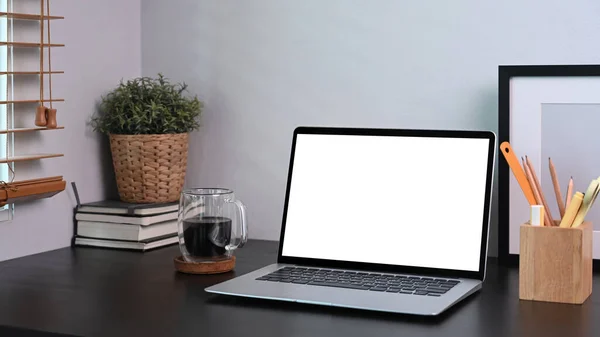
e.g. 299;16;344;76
0;99;64;104
0;153;64;164
0;71;64;75
0;12;64;20
0;126;64;135
0;42;64;47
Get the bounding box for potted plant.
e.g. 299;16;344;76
91;74;203;203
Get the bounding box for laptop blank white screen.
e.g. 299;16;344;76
281;133;491;272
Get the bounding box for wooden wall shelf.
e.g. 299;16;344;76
0;12;64;20
0;153;64;164
0;42;64;47
0;71;64;75
0;98;64;104
0;126;64;134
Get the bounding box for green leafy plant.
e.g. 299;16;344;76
91;74;203;135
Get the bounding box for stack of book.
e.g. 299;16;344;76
73;200;179;251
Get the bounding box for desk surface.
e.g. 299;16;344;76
0;240;597;337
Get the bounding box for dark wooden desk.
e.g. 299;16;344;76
0;240;597;337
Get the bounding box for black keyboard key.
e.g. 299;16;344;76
408;276;421;280
326;280;338;283
399;291;413;294
427;293;441;297
369;287;388;292
434;278;447;282
421;277;433;281
364;283;376;287
415;291;428;295
386;288;399;293
356;272;369;276
308;281;370;290
388;287;402;292
369;273;382;277
279;279;292;283
268;274;287;278
344;272;357;275
439;284;454;289
414;285;427;289
402;287;416;291
394;275;407;279
446;280;460;284
426;287;449;293
256;276;269;281
292;280;308;284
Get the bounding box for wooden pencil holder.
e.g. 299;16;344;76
519;221;593;304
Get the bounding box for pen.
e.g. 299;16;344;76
559;192;584;228
571;179;600;228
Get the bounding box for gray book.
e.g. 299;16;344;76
77;200;178;216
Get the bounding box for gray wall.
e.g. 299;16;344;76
0;0;141;261
141;0;600;257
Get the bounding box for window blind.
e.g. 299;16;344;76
0;0;66;219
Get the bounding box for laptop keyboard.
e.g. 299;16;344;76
256;267;460;296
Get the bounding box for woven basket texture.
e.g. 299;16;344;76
109;133;188;203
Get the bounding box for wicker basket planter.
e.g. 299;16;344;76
109;133;189;203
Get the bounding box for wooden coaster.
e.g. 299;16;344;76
174;255;236;275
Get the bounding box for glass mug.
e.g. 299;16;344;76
178;188;248;263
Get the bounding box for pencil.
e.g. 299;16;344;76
565;176;574;209
523;158;552;227
549;158;565;218
525;156;555;226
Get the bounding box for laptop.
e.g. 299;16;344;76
205;127;496;316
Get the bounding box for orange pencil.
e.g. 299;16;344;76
523;158;552;227
549;158;565;217
565;176;574;209
525;156;555;226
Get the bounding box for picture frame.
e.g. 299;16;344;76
498;64;600;265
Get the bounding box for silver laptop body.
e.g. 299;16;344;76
206;127;496;316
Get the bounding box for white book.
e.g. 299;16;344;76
75;211;177;226
74;235;178;251
77;219;177;241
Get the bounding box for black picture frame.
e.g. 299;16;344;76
498;64;600;265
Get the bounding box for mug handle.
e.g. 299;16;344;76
227;199;248;250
